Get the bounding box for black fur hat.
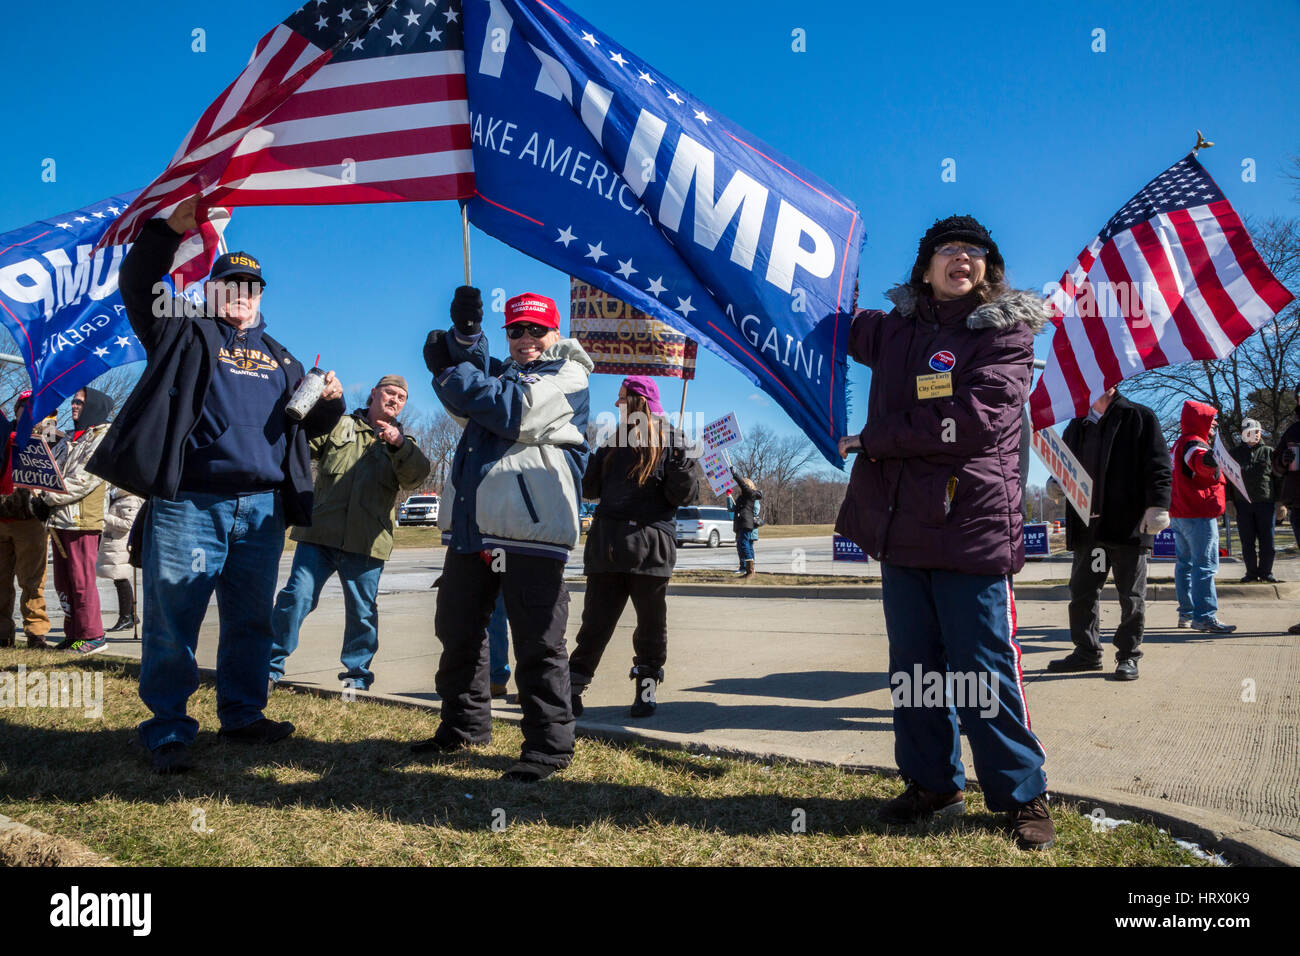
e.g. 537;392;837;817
911;215;1004;284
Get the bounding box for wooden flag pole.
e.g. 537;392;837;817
678;378;689;423
133;567;140;641
461;204;472;285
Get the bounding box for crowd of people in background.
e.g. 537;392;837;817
2;204;1298;852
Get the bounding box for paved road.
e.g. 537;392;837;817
85;545;1300;848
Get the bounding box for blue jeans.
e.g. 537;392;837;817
487;592;510;685
736;529;757;567
1171;517;1219;621
880;563;1047;811
268;541;386;688
137;490;284;751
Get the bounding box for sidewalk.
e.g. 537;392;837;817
93;547;1300;860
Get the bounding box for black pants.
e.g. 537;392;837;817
1067;540;1148;661
432;549;573;767
114;578;135;618
1235;501;1276;577
569;572;669;684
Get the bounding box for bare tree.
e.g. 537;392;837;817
727;423;819;524
401;403;462;495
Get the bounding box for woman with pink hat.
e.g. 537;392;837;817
569;376;697;717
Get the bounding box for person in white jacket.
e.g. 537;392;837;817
97;486;143;633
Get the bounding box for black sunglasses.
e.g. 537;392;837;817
506;322;552;340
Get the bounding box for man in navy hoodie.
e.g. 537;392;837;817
88;196;344;773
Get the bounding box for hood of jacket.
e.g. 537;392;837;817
885;283;1049;334
74;387;113;432
523;337;595;372
1179;400;1217;442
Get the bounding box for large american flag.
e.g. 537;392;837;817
103;0;473;249
1029;154;1294;430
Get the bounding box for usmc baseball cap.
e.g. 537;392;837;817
209;251;266;287
503;293;560;329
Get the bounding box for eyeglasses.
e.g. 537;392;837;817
70;399;84;406
506;322;552;340
934;243;988;258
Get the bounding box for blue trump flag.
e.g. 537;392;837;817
0;193;224;436
461;0;864;466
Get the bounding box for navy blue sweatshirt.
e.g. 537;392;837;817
180;316;289;493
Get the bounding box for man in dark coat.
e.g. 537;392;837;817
1230;417;1277;583
87;196;344;774
1046;387;1170;680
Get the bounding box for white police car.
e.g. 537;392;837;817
397;494;440;527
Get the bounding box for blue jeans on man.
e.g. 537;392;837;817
137;491;284;751
268;541;386;688
1171;516;1220;621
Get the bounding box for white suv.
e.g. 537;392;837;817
397;494;440;527
675;506;736;548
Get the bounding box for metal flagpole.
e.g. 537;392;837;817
461;204;472;285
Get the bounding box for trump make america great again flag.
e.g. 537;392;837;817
0;193;228;432
461;0;864;466
104;0;473;248
1029;154;1294;430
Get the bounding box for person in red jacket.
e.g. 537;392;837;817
1169;400;1234;633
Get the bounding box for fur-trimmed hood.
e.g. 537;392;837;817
885;283;1049;333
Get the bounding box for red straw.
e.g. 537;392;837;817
314;354;320;369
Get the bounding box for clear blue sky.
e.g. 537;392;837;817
2;0;1296;485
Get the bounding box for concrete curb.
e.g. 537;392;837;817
565;580;1300;602
233;662;1300;867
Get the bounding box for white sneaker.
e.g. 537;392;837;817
1177;614;1193;628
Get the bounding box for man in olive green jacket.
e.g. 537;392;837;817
269;375;431;689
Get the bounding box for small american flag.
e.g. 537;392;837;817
104;0;473;248
1029;153;1294;430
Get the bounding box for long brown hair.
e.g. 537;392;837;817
608;392;665;486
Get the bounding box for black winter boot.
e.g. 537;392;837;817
629;665;663;718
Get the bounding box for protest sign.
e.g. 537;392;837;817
1152;528;1177;559
701;413;742;452
1031;426;1093;523
569;279;697;379
1213;433;1249;503
11;437;66;493
700;448;736;498
832;534;869;563
1023;522;1050;558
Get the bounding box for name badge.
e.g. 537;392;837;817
916;372;953;399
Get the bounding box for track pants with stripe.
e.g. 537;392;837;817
880;563;1047;812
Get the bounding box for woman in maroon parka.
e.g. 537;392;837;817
836;215;1055;850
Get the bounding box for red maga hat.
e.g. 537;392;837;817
504;293;561;330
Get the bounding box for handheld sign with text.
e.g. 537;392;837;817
11;437;66;493
1152;527;1177;559
702;413;743;452
569;279;698;379
701;448;736;498
832;534;869;563
1023;522;1050;558
1031;425;1093;523
1212;433;1249;503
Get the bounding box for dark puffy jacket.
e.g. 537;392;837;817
835;284;1046;576
1061;392;1171;549
1229;442;1274;505
86;218;344;526
1169;400;1224;519
581;429;698;577
1272;408;1300;508
732;481;763;533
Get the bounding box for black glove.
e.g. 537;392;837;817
30;496;51;522
1201;450;1217;470
1284;448;1297;467
449;285;483;338
423;329;453;375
